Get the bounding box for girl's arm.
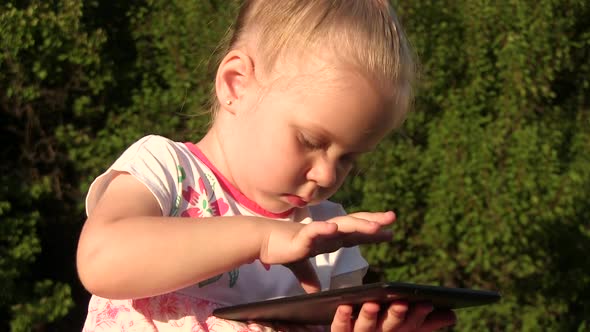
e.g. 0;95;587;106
77;172;264;299
77;172;394;300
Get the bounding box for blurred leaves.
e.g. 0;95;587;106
353;0;590;330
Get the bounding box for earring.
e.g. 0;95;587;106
225;100;233;106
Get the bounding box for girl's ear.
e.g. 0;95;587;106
215;50;256;115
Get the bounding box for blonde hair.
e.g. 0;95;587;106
210;0;415;129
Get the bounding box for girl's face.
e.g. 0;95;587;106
216;57;395;214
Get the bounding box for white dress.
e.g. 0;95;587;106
82;135;368;331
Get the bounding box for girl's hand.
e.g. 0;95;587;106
257;211;395;292
260;211;395;261
331;302;456;332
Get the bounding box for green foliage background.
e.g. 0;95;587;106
1;0;588;331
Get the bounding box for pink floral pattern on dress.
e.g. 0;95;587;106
210;199;230;217
94;300;131;329
82;293;309;332
181;178;229;218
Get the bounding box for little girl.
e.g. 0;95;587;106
77;0;456;331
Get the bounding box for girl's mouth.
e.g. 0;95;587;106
284;194;308;207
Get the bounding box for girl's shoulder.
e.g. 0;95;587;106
126;134;185;154
85;135;199;217
118;135;201;173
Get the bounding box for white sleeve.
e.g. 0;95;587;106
329;247;369;289
309;202;369;289
85;135;183;217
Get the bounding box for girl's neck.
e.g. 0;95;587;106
195;127;234;185
191;128;297;219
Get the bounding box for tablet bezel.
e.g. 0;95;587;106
212;282;501;325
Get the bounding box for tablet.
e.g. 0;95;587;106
213;282;501;325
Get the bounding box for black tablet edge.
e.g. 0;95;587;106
213;281;501;315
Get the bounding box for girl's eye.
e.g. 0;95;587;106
340;153;359;166
299;134;324;150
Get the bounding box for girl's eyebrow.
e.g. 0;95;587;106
303;124;377;154
304;124;332;141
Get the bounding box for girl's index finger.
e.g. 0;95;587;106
283;259;321;294
331;305;354;332
347;211;396;225
327;215;386;234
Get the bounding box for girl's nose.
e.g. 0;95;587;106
306;156;337;188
